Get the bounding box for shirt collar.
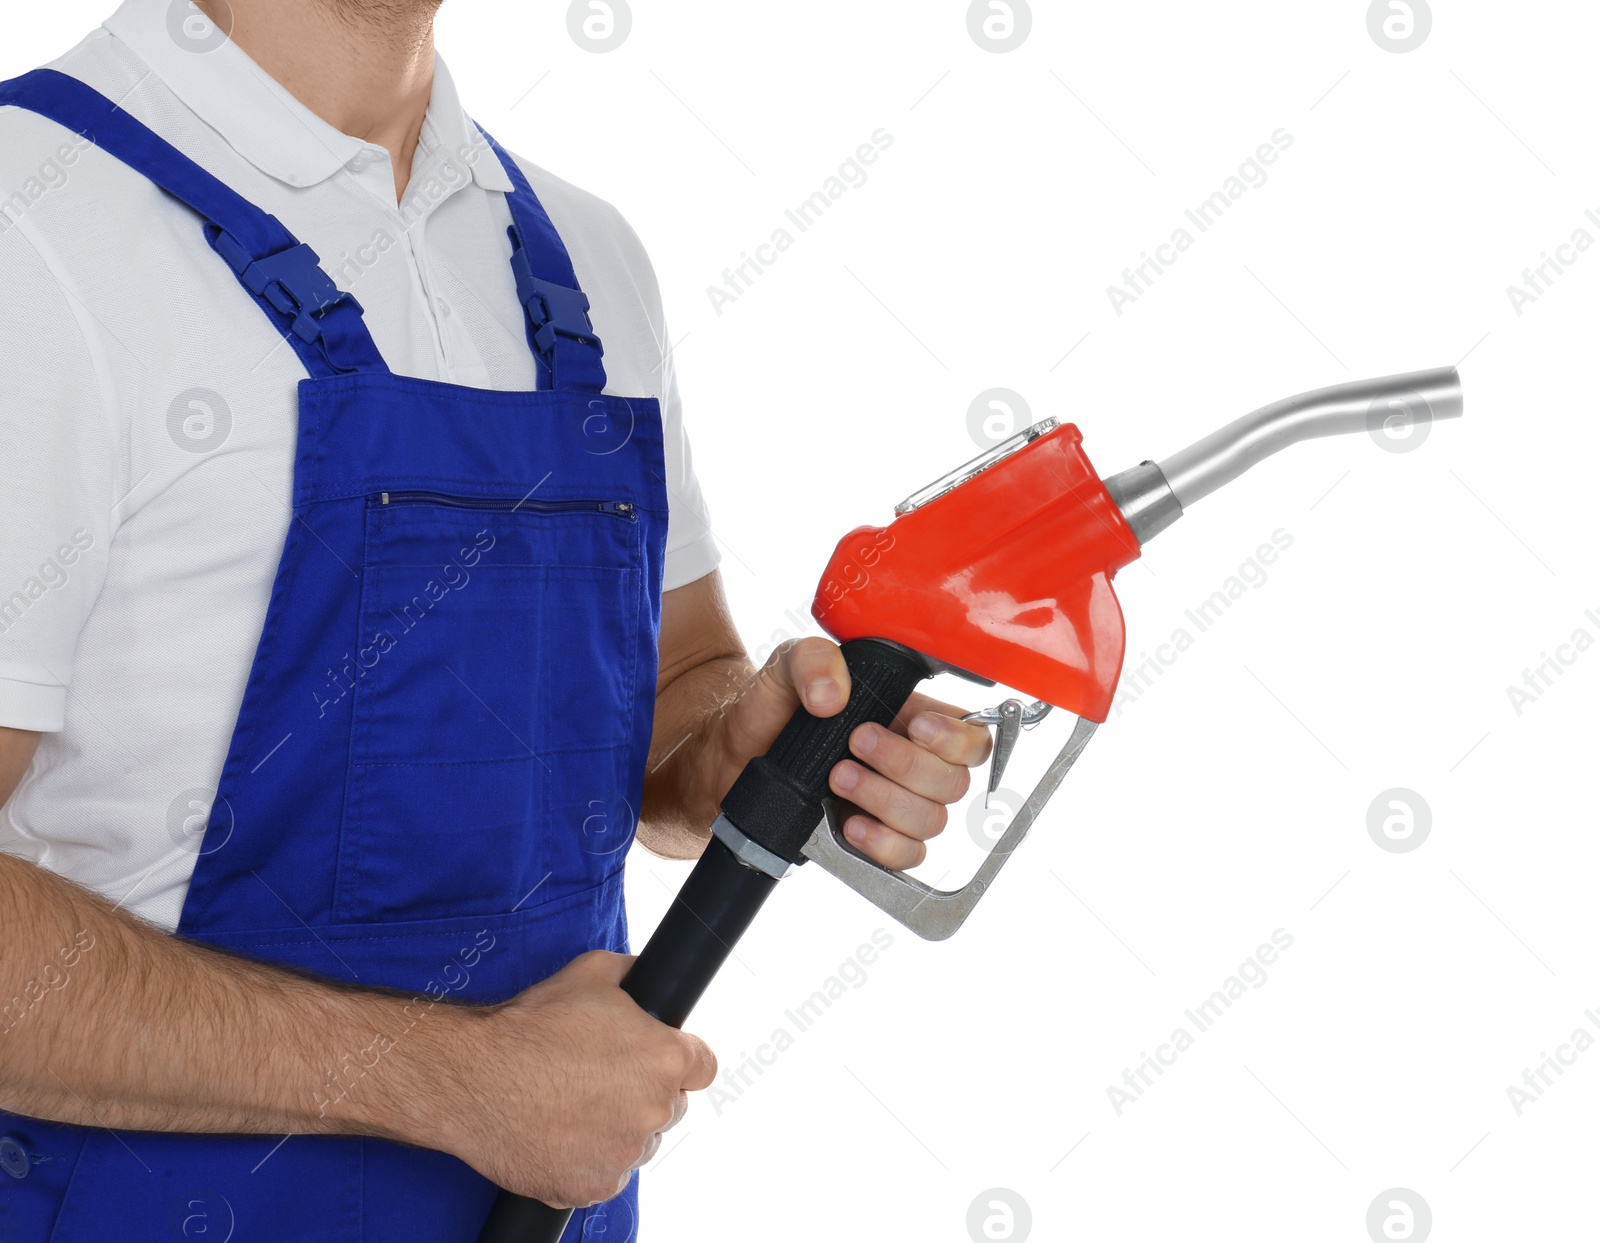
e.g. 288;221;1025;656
102;0;513;194
414;51;515;195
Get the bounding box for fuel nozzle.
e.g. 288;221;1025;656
1102;366;1464;545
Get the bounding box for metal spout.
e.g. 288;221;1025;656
1103;367;1463;545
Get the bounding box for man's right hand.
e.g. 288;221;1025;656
0;766;716;1214
435;950;717;1208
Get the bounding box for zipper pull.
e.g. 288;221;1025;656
380;492;390;505
609;501;637;519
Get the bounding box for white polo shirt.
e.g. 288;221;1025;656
0;0;718;931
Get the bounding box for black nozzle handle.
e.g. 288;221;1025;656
477;638;932;1243
721;638;935;864
476;838;779;1242
474;1197;573;1243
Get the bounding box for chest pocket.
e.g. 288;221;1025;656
335;491;645;923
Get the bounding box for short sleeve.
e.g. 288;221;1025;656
655;324;720;592
0;216;116;731
589;201;720;592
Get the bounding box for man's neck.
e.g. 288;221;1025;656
196;0;441;202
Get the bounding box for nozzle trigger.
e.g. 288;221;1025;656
963;698;1052;805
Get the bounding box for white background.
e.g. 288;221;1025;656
9;2;1599;1240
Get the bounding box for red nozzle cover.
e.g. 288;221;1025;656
811;425;1140;723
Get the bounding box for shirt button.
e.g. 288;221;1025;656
436;297;451;318
349;153;368;173
0;1135;30;1179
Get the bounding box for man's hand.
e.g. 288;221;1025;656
642;571;993;866
713;638;993;870
0;844;716;1210
437;951;714;1207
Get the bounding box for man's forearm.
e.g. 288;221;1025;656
0;853;471;1146
639;651;754;858
636;571;762;858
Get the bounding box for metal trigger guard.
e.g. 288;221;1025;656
801;715;1097;941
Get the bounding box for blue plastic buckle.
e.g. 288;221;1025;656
212;231;358;346
510;248;602;357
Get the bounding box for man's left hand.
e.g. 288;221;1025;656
713;637;993;870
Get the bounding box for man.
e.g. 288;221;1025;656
0;0;989;1237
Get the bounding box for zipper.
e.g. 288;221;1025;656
373;491;636;520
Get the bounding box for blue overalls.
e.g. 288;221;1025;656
0;69;665;1242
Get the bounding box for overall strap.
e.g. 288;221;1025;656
0;70;385;379
477;126;608;394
